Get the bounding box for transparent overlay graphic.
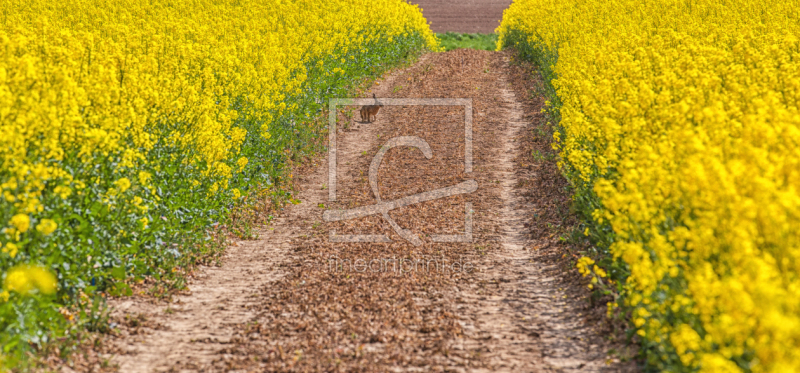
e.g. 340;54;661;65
325;98;475;246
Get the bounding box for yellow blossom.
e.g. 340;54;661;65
35;219;57;236
114;178;131;193
2;243;19;258
3;264;57;295
236;157;248;171
500;0;800;370
576;256;595;277
138;171;152;186
9;214;30;233
53;185;72;199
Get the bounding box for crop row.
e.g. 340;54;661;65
499;0;800;371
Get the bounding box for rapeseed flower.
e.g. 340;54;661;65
35;219;57;236
9;214;29;233
0;0;436;365
3;265;57;295
500;0;800;371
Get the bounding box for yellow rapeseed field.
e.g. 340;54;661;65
1;0;435;222
1;0;436;366
499;0;800;371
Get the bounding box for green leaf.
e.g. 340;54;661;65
111;282;132;297
111;266;126;280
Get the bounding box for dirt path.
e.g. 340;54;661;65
107;57;421;372
108;50;637;372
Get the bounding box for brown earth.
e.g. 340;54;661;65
104;50;639;372
409;0;512;34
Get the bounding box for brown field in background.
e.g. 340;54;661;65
409;0;512;34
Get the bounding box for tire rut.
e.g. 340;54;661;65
450;69;611;372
